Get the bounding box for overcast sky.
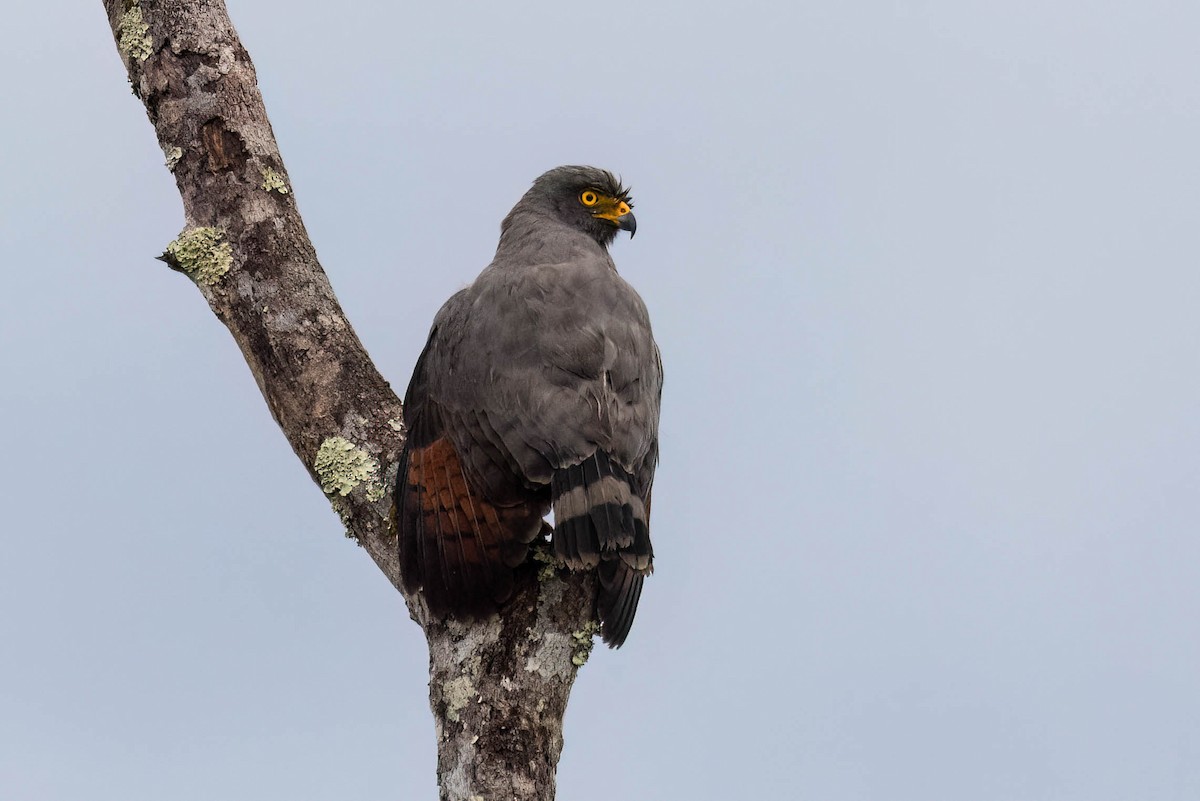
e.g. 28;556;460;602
3;2;1199;800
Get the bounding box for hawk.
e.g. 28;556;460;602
395;166;662;647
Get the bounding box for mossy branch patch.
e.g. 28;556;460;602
315;436;385;500
162;227;232;286
118;6;153;63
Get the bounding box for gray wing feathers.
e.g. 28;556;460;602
430;257;661;480
415;254;660;646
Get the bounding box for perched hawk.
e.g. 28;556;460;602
395;166;662;647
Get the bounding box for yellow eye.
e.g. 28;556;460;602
580;191;599;207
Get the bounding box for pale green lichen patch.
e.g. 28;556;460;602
164;146;182;171
365;480;386;503
260;166;290;194
532;544;558;583
329;497;359;542
118;6;153;62
387;418;405;433
570;622;600;667
443;676;475;723
314;436;384;500
164;227;232;286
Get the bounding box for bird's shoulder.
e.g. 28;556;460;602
417;249;658;395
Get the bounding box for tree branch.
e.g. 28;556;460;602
105;0;403;578
102;3;594;799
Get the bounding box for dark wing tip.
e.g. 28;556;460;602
598;561;645;648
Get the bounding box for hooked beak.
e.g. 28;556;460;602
595;198;637;238
616;211;637;238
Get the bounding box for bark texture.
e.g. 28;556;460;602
102;3;594;798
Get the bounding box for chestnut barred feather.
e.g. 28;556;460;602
396;435;547;616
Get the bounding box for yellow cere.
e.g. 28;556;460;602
591;197;632;223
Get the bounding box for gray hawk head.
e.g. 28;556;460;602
509;165;637;248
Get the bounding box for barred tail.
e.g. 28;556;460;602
551;451;653;647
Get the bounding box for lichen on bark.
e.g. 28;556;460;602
314;436;384;500
260;166;289;194
163;227;232;286
117;5;152;62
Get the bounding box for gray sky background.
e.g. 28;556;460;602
3;2;1199;799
